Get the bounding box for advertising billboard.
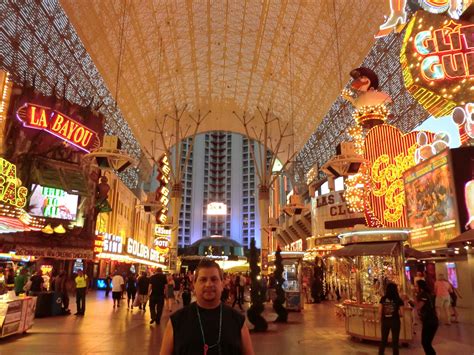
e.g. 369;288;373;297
29;184;79;220
450;147;474;233
404;147;473;249
404;150;459;250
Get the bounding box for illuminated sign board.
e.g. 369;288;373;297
284;239;303;252
0;158;28;208
401;11;473;117
364;125;421;228
95;233;123;255
312;191;365;236
207;202;227;216
156;154;170;224
404;150;459;250
154;237;170;253
29;184;79;220
154;224;170;254
16;103;100;152
127;237;160;263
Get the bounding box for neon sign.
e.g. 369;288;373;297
127;237;160;263
364;125;426;227
16;103;100;152
153;224;170;254
154;237;170;254
97;233;123;254
156;154;170;224
0;158;28;208
401;12;473;117
413;21;473;81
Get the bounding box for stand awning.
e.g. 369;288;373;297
330;242;398;257
447;229;474;247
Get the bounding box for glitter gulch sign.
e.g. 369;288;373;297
364;125;420;228
16;103;100;153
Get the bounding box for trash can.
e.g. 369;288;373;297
34;292;53;318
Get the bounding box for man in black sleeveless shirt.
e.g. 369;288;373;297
160;260;254;355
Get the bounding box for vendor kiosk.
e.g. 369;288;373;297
0;293;36;338
331;229;414;343
269;252;304;311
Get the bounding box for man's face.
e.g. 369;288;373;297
194;267;223;304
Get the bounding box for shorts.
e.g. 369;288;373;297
436;295;450;308
112;291;121;300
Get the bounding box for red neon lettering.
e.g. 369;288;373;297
461;25;474;49
72;127;85;145
57;118;70;137
442;53;468;79
51;114;64;132
434;29;452;53
413;22;474;82
19;104;98;151
81;130;93;147
467;52;474;75
28;106;48;128
66;121;79;140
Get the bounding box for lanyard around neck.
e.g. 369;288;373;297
196;303;223;355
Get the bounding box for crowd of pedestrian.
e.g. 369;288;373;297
0;264;464;355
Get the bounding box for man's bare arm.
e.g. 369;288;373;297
160;320;174;355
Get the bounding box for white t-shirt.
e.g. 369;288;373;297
112;275;124;292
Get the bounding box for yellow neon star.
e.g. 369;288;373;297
443;20;461;33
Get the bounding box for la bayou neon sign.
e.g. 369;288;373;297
16;103;99;152
414;20;474;81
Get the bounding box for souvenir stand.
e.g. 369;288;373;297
331;229;414;343
269;251;304;311
0;293;37;338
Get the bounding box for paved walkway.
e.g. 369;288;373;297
0;291;472;354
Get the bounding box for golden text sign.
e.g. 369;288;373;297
16;103;100;152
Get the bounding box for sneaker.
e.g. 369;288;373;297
53;224;66;234
41;224;54;234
